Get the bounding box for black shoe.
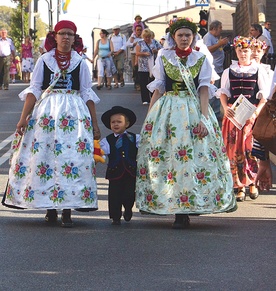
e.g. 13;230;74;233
172;214;190;229
61;209;73;228
123;209;133;222
45;209;57;224
111;219;121;225
96;85;102;90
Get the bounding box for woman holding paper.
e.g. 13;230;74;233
218;36;268;202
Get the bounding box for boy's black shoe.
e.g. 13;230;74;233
111;219;121;225
123;209;133;222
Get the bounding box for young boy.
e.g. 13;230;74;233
100;106;140;225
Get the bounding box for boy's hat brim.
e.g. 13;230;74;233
101;106;137;129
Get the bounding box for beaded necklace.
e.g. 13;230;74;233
55;49;71;79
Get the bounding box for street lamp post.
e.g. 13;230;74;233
44;0;53;30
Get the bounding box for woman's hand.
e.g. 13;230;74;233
224;106;235;119
16;118;28;136
196;120;209;138
93;126;101;140
256;160;272;191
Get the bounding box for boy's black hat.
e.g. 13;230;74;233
101;106;137;129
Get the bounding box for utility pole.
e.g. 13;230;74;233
57;0;60;22
45;0;53;30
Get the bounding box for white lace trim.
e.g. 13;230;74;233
230;59;259;74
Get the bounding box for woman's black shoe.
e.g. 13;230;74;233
172;214;190;229
61;209;73;228
45;209;57;224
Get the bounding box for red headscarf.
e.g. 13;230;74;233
45;20;83;54
54;20;77;34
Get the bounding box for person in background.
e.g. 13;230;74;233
9;58;17;83
126;24;143;91
81;46;93;63
262;21;274;55
2;20;101;228
133;14;145;32
218;36;269;202
21;35;34;83
15;55;22;81
151;31;162;60
249;23;270;56
39;37;46;55
100;106;140;225
0;28;15;90
159;36;166;47
110;25;126;88
253;65;276;191
136;18;236;229
93;29;114;90
136;28;157;105
203;20;229;124
251;38;273;80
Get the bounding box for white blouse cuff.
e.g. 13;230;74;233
147;79;166;94
81;88;100;104
216;88;231;99
18;86;42;101
256;90;266;100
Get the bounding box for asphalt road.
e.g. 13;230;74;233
0;82;276;291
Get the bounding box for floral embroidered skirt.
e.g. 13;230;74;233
136;91;237;215
222;115;258;188
4;92;98;210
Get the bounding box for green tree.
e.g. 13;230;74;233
0;6;14;30
10;5;29;51
1;1;48;54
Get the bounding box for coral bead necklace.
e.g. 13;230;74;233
55;49;71;78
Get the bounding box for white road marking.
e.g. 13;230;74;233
0;134;14;165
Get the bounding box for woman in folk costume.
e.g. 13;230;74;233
218;36;269;202
2;20;101;227
135;18;237;229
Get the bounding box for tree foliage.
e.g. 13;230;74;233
0;1;48;54
10;5;29;50
0;6;14;30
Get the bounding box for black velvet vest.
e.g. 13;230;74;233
228;69;259;105
42;62;81;90
106;132;137;180
165;73;199;92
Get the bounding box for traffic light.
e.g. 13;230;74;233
29;28;37;40
198;10;208;37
